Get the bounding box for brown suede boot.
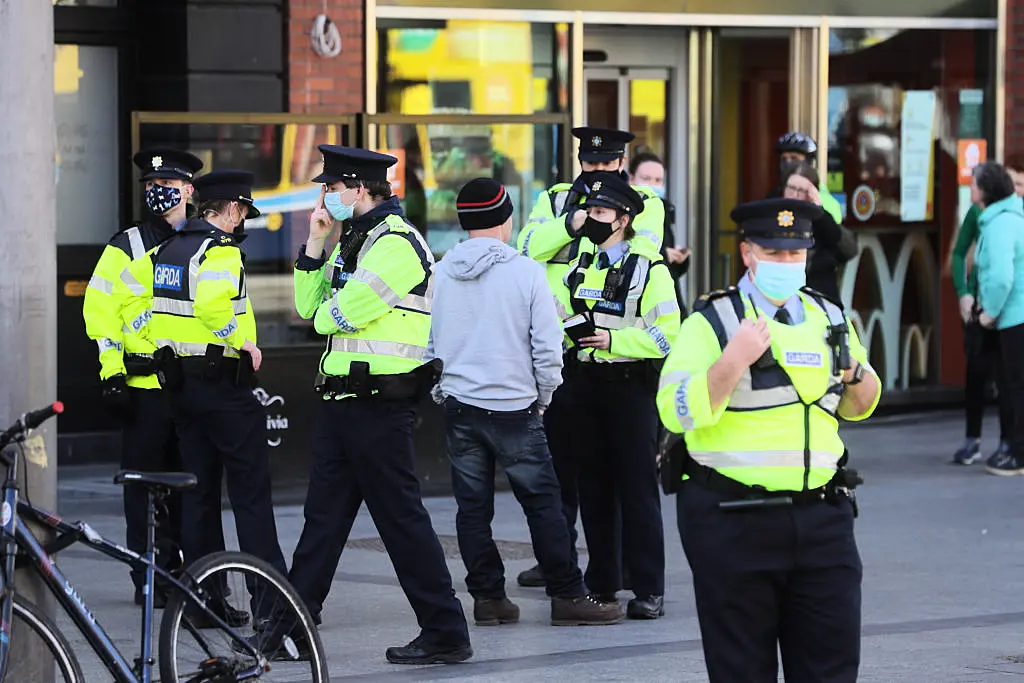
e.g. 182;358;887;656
551;594;625;626
474;597;520;626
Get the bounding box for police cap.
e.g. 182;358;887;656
731;198;821;250
582;172;644;217
133;148;204;182
572;126;635;163
193;170;260;219
312;145;397;184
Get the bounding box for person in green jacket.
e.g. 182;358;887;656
951;201;1013;466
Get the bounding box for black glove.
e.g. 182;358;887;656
101;375;132;416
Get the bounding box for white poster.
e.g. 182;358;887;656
899;90;937;223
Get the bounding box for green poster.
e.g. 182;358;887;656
959;89;984;140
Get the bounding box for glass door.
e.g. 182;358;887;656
584;68;670;162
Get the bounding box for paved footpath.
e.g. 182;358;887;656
45;410;1024;681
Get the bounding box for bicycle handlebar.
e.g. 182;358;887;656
0;402;63;449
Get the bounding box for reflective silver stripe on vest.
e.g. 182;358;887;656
188;238;213;297
689;449;840;471
353;266;400;307
551;189;569;216
550;241;574;265
554;297;569;321
636;228;661;248
660;370;695;430
97;338;123;354
88;275;114;295
642;299;680;327
352;219;434;315
153;297;248;316
197;269;240;289
329;337;427;361
154;339;239;359
120;269;146;296
126;227;146;260
581;257;651;331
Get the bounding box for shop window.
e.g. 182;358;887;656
371;121;565;256
137;118;354;347
55;44;119;246
826;28;994;389
378;20;570;115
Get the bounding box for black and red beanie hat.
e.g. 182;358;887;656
456;178;514;231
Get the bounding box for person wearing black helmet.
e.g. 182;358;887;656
771;131;842;224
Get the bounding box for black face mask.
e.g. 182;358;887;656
581;216;617;245
779;159;800;179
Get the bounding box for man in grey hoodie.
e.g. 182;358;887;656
427;178;623;627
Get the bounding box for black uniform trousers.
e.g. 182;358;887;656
121;387;188;589
288;396;470;647
571;371;665;598
543;381;582;566
678;481;862;683
168;376;287;579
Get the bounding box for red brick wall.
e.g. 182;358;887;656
1008;0;1024;159
287;0;365;114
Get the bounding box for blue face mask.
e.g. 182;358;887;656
324;191;355;221
145;185;182;216
753;256;806;302
650;185;666;199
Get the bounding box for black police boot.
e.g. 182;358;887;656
626;595;665;620
516;564;546;588
385;635;473;665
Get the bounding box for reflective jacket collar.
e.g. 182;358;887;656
352;197;405;233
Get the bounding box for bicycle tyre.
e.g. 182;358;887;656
0;593;84;683
159;550;329;682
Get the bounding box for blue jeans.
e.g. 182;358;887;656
444;397;585;600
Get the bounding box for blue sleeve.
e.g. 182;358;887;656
979;221;1015;318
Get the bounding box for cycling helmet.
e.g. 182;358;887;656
775;131;818;156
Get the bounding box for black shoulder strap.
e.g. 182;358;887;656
693;287;744;350
567;252;595;316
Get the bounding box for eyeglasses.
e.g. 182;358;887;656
785;184;810;196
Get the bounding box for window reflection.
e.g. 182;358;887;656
374;123;563;255
379;20;569;115
138;120;354;347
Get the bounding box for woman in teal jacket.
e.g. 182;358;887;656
973;161;1024;475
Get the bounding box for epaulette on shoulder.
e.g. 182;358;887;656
693;286;739;312
212;231;237;246
800;286;841;307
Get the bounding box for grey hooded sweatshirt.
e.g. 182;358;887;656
426;237;563;411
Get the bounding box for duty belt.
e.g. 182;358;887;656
684;458;860;516
314;359;443;401
124;353;158;377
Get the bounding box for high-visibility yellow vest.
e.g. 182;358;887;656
83;219;175;389
120;220;256;361
294;210;433;378
657;286;880;492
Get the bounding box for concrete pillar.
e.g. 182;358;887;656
0;0;58;679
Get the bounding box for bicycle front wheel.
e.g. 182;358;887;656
0;593;84;683
159;551;329;682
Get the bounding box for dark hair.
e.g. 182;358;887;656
784;160;820;187
629;151;664;177
343;178;393;200
198;199;233;217
973;161;1015;205
1006;154;1024;174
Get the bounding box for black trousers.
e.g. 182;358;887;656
121;387;193;589
168;377;287;577
678;482;862;683
288;397;469;647
965;325;1012;440
1000;322;1024;463
570;373;664;598
544;382;582;566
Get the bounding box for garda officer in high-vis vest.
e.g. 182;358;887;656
515;126;665;589
657;198;881;683
83;148;203;605
288;146;471;666
120;170;288;596
557;172;679;620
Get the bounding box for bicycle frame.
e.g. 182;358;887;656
0;483;265;682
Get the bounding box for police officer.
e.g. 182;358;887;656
84;148;206;605
515;126;665;589
557;172;678;619
121;170;288;598
288;145;471;665
657;198;881;682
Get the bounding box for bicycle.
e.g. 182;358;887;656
0;402;330;682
